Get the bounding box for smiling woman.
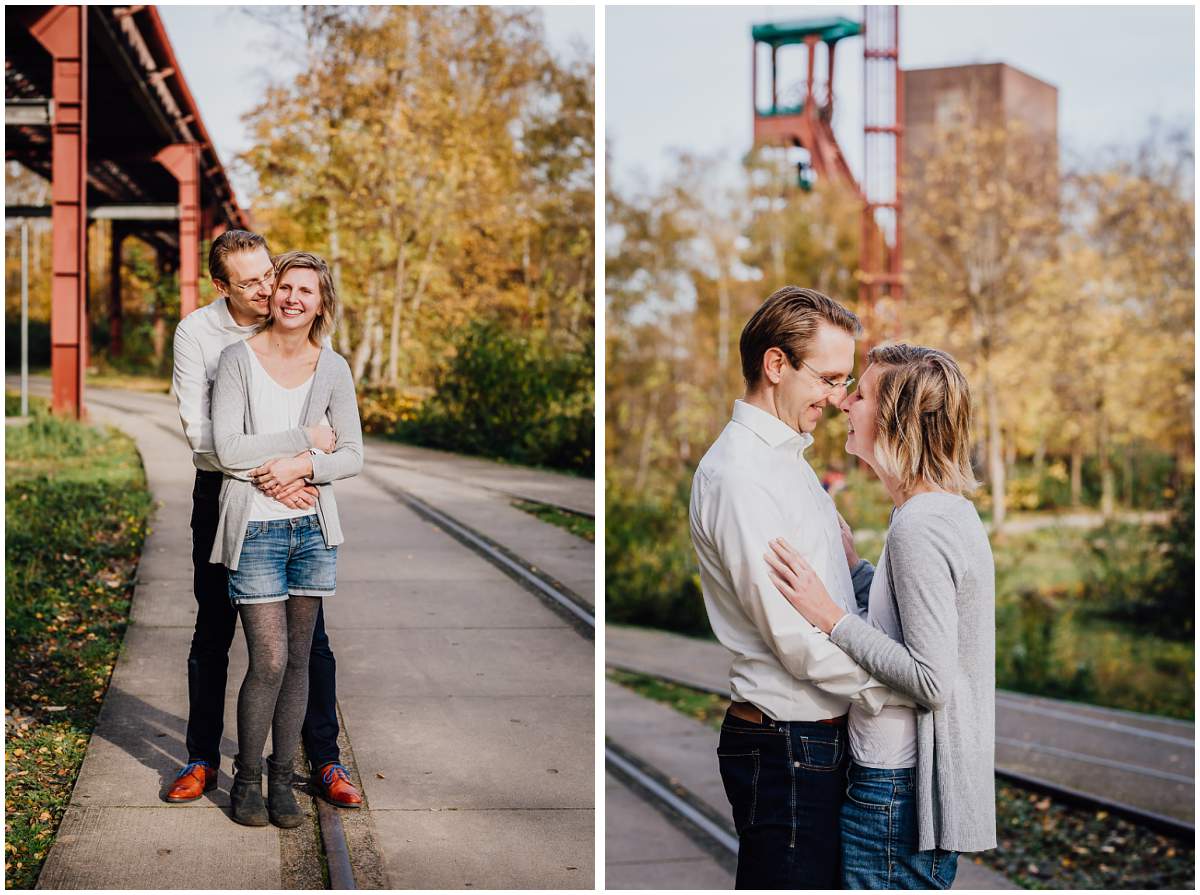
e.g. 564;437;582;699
203;246;365;827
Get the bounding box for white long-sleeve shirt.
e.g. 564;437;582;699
689;399;899;721
172;299;258;472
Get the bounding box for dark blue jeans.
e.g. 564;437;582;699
841;762;958;889
186;470;341;770
717;707;849;889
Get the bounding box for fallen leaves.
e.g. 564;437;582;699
979;782;1194;888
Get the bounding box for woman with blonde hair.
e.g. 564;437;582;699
765;343;996;889
208;251;363;827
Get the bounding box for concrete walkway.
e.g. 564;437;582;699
605;680;1016;890
607;624;1194;825
35;388;594;889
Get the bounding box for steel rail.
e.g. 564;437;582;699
994;736;1194;786
993;767;1194;841
314;797;356;890
997;692;1193;729
994;696;1194;746
605;743;738;859
605;662;1195;839
362;468;595;634
351;454;595;520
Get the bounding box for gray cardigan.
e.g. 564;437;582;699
831;492;996;853
209;340;364;571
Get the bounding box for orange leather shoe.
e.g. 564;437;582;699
166;760;218;803
315;762;362;808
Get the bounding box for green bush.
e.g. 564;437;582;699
1081;486;1194;639
394;321;593;475
605;485;712;636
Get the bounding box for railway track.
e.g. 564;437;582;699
606;623;1194;836
77;385;595;889
606;662;1195;843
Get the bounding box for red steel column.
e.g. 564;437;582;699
32;5;88;418
154;143;201;319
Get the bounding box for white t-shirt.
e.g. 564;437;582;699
848;540;918;768
245;348;323;522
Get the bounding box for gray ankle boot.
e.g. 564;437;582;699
230;757;268;827
267;756;304;829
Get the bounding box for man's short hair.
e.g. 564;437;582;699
739;286;863;388
208;229;271;283
268;251;338;347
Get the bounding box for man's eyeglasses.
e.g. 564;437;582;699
230;268;276;293
797;357;855;394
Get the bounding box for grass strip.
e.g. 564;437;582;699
608;669;1195;890
4;395;152;890
512;499;595;542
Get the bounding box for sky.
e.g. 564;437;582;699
158;4;595;203
607;4;1196;194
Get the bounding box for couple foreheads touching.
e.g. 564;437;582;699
690;285;996;890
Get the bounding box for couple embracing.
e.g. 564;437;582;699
166;230;364;827
691;287;997;889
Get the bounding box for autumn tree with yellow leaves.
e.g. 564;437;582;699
234;6;594;470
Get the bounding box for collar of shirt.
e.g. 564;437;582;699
731;399;814;454
215;297;258;335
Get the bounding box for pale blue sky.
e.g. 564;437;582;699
607;4;1196;193
158;4;595;203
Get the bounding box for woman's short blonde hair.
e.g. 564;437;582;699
264;251;338;346
866;343;978;495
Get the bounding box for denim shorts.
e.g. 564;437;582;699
228;515;337;605
841;761;959;889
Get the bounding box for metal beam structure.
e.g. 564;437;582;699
30;5;88;418
7;203;181;220
154;143;200;317
6;98;52;125
7;4;248;417
861;4;904;344
751;17;862;189
749;9;903;349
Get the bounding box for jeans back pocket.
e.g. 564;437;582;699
716;748;760;835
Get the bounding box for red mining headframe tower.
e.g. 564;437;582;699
751;8;903;343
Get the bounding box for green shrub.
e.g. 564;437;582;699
1081;487;1193;639
605;485;711;636
995;589;1098;703
394;321;593;475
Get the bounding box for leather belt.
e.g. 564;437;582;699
729;701;847;727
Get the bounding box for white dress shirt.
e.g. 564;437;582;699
690;399;898;722
172;298;258;472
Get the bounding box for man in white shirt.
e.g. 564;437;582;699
690;286;897;889
165;230;362;810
